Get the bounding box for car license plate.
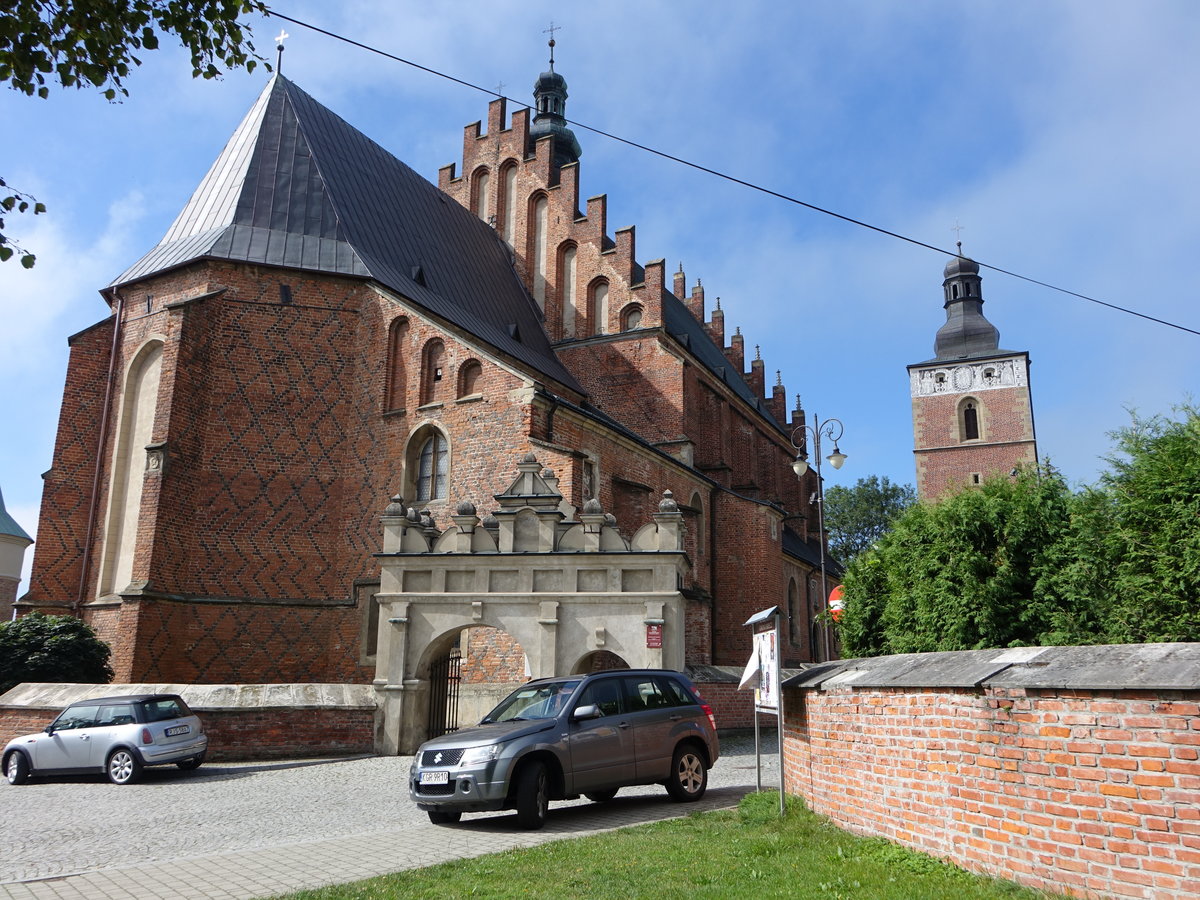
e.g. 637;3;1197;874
165;725;189;736
420;771;449;785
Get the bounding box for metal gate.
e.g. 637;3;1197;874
427;649;462;739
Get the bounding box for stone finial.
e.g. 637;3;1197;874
522;452;538;464
407;507;421;524
658;490;679;512
456;499;477;516
420;510;435;529
776;370;782;386
583;498;603;514
482;514;499;530
385;494;407;517
603;513;617;526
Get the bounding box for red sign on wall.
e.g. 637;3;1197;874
646;623;663;648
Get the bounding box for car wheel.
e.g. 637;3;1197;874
665;744;707;802
427;809;462;825
5;752;30;786
107;748;143;785
176;751;206;771
584;789;618;802
514;761;549;829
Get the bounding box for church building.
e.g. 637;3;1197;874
908;247;1038;500
19;54;836;749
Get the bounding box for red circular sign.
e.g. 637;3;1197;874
828;584;845;621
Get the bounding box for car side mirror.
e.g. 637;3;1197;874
43;724;55;735
572;704;602;720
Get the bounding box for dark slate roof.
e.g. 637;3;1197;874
662;291;782;430
112;76;581;393
782;527;842;575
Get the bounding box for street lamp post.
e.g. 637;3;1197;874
790;412;846;662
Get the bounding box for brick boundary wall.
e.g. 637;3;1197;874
781;645;1200;900
0;684;376;763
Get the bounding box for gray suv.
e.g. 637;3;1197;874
410;669;719;829
4;693;208;785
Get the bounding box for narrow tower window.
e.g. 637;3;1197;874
963;401;980;441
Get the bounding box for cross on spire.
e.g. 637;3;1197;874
275;29;289;73
544;21;560;69
951;218;965;253
494;80;506;98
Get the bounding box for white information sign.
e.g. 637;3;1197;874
751;625;779;713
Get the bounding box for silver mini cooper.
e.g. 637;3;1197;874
3;693;208;785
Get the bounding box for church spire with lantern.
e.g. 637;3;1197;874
529;22;582;168
907;237;1038;500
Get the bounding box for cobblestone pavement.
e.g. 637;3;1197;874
0;726;780;899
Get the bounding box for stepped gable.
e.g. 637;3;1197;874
111;75;581;394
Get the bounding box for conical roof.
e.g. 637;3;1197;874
111;76;581;393
0;486;33;544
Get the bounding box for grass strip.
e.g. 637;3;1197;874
273;792;1061;899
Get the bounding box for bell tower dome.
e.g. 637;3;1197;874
529;34;582;168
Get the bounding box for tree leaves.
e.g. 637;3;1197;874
0;0;269;265
0;612;115;695
823;475;916;564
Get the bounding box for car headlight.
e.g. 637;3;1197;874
460;744;503;765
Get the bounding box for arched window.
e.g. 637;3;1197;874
470;167;490;221
559;243;577;338
960;397;981;441
621;304;643;331
499;161;518;246
591;279;610;335
582;458;598;501
413;429;449;502
99;340;164;597
420;339;446;406
530;194;549;310
458;360;482;397
690;491;704;558
385;317;409;412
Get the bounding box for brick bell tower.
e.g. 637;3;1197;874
908;246;1038;500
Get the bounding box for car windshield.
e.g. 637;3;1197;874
482;679;582;723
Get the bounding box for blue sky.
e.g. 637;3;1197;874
2;1;1198;593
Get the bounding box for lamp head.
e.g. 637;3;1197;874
827;446;847;470
792;454;809;477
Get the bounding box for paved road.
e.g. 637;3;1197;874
0;727;780;899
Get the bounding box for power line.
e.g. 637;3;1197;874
266;10;1200;339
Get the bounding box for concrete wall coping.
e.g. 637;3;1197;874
0;683;378;711
782;643;1200;692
